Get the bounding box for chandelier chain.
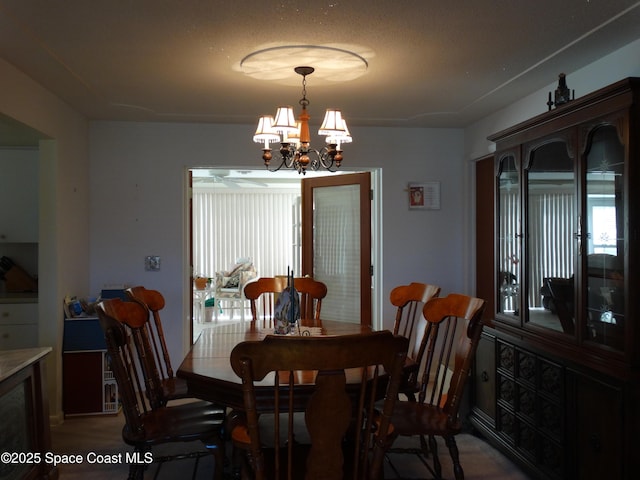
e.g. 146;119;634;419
300;74;310;108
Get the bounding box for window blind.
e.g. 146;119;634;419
192;188;300;280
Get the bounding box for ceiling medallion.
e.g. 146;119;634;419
240;45;368;84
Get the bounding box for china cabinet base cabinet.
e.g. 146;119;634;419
470;77;640;479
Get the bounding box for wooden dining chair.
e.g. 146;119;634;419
291;276;328;322
390;282;441;400
243;276;328;328
387;293;486;480
125;286;191;404
229;331;408;480
95;299;226;480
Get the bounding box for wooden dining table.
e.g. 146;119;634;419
177;319;373;412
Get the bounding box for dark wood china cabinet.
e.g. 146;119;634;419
471;78;639;480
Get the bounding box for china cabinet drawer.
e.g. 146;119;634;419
0;303;38;325
0;324;38;349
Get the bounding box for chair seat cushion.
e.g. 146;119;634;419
122;400;225;446
390;402;461;437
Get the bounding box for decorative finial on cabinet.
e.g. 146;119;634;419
547;73;575;110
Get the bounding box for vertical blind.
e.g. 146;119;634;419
312;185;361;322
192;188;300;279
500;190;576;309
527;191;576;308
499;190;520;312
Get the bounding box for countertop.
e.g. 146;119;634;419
0;347;51;383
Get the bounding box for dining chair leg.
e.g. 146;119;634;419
227;410;249;479
445;435;464;480
429;434;442;479
127;448;146;480
419;433;430;459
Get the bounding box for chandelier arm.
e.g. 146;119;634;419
315;146;337;170
264;144;299;172
319;156;338;171
306;150;321;171
318;149;334;169
305;148;338;172
265;157;287;172
264;144;342;173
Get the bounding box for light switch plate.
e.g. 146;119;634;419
145;255;161;271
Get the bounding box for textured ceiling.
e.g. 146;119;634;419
1;0;640;134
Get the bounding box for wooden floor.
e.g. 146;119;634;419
51;409;531;479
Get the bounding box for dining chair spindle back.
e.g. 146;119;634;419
390;282;441;400
243;276;327;328
125;286;190;403
95;298;226;480
229;330;408;480
387;293;486;480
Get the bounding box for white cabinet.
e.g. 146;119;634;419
0;148;38;243
0;302;38;349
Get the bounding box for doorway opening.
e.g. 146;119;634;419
189;168;382;341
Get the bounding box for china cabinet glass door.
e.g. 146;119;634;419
524;138;576;334
497;153;520;320
583;124;625;351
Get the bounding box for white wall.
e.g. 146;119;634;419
89;121;464;362
0;58;90;422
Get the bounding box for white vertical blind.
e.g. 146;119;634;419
527;192;576;308
500;190;576;309
499;192;520;273
312;185;360;322
499;190;520;312
192;188;300;279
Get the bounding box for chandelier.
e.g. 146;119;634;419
253;66;352;175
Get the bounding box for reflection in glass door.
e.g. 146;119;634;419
497;154;520;319
525;140;576;334
584;125;625;350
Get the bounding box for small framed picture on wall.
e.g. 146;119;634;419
408;182;440;210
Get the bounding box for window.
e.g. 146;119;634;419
589;202;616;255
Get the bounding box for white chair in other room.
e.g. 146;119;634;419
214;258;257;321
